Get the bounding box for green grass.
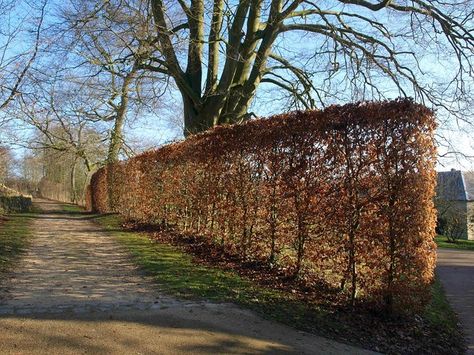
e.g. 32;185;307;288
93;212;335;329
436;235;474;251
424;278;459;331
59;203;86;214
423;277;465;352
0;211;36;274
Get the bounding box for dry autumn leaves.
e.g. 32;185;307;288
88;98;437;314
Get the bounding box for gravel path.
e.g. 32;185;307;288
0;198;374;354
0;199;172;314
438;248;474;354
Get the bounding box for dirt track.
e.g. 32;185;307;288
0;199;374;354
438;248;474;354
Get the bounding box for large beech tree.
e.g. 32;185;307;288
144;0;473;135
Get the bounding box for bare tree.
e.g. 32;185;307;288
58;0;169;163
134;0;474;135
11;75;108;202
0;145;12;183
17;78;106;171
23;122;106;203
0;0;47;111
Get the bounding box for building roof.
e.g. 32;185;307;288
437;170;474;201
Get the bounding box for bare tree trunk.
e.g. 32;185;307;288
106;68;137;210
70;159;77;203
183;94;208;136
107;115;125;164
107;68;137;164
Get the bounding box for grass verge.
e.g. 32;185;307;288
424;278;462;340
0;211;36;274
64;204;465;354
436;235;474;251
93;212;332;325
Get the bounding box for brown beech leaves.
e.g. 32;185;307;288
88;98;437;314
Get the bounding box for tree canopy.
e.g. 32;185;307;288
141;0;474;134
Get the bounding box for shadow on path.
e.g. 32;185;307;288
0;198;374;355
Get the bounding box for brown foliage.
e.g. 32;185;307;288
88;98;437;314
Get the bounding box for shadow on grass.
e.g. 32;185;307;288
88;212;465;354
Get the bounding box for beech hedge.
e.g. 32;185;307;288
88;99;437;314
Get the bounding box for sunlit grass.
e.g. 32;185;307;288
63;203;465;352
94;212;333;323
424;278;459;332
436;235;474;251
0;212;35;273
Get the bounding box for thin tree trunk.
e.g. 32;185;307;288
107;68;137;164
106;68;137;210
70;159;77;204
385;192;397;314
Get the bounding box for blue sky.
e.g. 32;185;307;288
3;0;474;173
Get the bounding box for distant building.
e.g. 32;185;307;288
436;169;474;240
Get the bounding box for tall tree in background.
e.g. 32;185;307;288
0;0;47;111
143;0;474;135
14;78;107;203
0;146;12;184
59;0;168;163
17;76;107;171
